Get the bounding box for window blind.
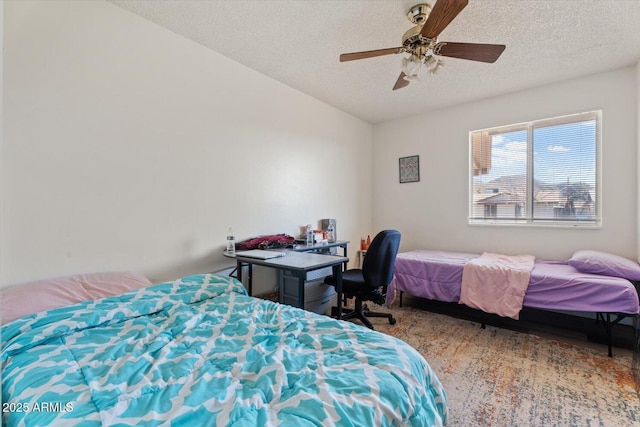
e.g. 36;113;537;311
469;111;600;225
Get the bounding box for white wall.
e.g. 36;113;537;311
1;1;373;287
373;66;638;261
637;59;640;262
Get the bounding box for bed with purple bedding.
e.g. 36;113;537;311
386;250;640;356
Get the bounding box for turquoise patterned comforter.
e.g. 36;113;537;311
2;274;447;426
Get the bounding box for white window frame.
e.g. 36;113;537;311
468;111;602;228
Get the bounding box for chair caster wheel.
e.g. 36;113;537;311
389;318;396;325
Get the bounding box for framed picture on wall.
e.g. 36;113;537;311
399;155;420;183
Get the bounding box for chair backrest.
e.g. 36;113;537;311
362;230;401;290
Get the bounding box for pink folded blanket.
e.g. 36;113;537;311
460;252;535;320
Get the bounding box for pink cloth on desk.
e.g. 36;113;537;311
460;252;535;320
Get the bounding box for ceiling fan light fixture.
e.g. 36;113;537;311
401;55;422;76
424;55;443;74
401;54;443;81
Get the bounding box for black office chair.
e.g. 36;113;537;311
324;229;401;330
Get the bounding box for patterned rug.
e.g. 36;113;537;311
371;306;640;427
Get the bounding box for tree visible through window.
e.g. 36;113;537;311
469;111;600;226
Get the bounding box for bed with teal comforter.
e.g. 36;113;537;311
2;274;447;426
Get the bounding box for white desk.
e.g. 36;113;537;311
234;251;349;319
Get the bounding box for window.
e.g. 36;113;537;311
469;111;600;226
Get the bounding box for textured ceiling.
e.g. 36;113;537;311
109;0;640;124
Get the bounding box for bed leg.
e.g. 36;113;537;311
606;313;613;357
598;312;613;357
399;291;404;308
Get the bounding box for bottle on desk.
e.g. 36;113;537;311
327;223;335;243
226;227;235;255
306;224;314;247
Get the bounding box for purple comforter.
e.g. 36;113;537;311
387;250;640;315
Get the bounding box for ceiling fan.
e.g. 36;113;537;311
339;0;505;90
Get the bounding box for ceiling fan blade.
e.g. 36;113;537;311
340;47;403;62
434;42;506;63
420;0;468;39
393;72;410;90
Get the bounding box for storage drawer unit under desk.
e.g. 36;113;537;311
279;267;333;300
279;267;336;315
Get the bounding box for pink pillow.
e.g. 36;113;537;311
1;272;153;324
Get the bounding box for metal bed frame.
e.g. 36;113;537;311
398;280;639;360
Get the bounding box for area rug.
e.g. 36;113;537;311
372;306;640;427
